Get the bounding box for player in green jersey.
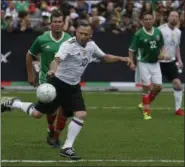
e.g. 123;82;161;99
26;10;71;147
128;12;166;120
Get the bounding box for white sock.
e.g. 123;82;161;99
173;88;183;111
62;117;84;149
12;100;35;116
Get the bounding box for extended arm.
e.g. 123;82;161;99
103;54;130;64
47;57;61;77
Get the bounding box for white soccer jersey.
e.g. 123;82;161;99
158;23;181;62
55;37;105;85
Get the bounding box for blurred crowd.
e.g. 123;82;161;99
1;0;185;35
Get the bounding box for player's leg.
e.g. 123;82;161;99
1;97;43;119
166;61;184;116
172;78;184;116
46;113;57;147
47;106;67;148
1;80;60;119
138;62;152;120
137;62;152;120
150;62;163;103
54;107;67;146
46;114;57;138
59;83;86;159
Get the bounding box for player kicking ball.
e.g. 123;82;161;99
129;12;167;120
1;21;131;160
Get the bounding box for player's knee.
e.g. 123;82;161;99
31;111;43;119
153;85;162;92
173;79;181;89
142;85;150;94
74;111;87;120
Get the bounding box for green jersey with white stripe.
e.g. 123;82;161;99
129;27;164;63
29;31;71;84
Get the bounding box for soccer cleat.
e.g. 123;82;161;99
175;109;184;116
52;140;61;148
138;103;144;111
143;112;152;120
1;97;19;113
46;130;61;148
60;147;81;160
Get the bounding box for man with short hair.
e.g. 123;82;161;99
129;12;166;120
1;21;131;160
158;11;184;116
26;9;71;148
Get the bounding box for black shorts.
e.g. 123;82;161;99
160;61;179;81
34;77;86;117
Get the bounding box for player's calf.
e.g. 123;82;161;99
60;111;86;158
149;84;162;103
141;86;152;119
172;78;184;115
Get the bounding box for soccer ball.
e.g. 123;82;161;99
36;83;56;103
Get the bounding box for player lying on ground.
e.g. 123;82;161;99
1;21;131;160
128;12;167;120
158;11;184;116
26;10;71;148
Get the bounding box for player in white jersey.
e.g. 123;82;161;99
1;21;131;159
158;11;184;116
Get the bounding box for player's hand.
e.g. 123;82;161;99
47;70;55;78
158;49;169;60
28;73;38;87
158;54;168;61
120;57;132;66
178;60;183;68
129;62;136;70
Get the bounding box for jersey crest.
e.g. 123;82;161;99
156;35;160;41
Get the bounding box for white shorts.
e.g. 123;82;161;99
135;61;162;86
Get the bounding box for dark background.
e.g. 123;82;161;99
1;30;185;83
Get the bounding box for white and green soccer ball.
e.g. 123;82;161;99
36;83;56;103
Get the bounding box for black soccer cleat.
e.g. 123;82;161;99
46;130;61;148
60;147;81;160
1;97;19;113
52;140;61;148
47;130;55;146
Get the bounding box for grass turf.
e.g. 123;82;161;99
1;91;184;166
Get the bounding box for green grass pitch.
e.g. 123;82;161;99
1;91;184;166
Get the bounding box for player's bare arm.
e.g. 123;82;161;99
26;52;38;87
47;57;61;77
128;50;136;70
103;54;131;65
158;47;168;60
176;46;183;68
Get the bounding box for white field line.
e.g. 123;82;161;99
87;106;174;110
1;159;184;163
